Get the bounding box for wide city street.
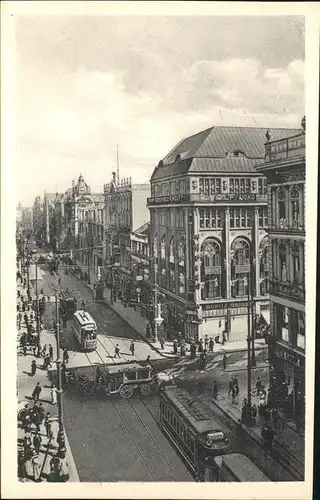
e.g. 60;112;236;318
38;266;165;365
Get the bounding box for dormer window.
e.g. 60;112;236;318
226;150;245;158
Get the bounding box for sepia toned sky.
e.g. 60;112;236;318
16;15;305;205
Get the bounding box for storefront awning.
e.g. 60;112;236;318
261;310;270;325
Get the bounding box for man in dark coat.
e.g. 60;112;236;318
32;382;42;401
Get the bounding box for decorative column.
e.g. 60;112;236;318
253;206;260;298
224;207;230;299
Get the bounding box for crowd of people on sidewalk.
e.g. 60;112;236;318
16;257;70;483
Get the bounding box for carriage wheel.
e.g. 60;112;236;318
119;385;134;399
82;382;94;396
140;384;151;396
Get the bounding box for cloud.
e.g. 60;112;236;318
16;54;304;205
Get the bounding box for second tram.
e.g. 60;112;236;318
59;289;77;319
159;387;230;481
72;310;98;351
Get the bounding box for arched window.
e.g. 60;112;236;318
278;242;288;282
179;271;185;295
178;239;185;267
291;241;301;284
201;240;222;299
160;235;166;260
202;240;221;267
278;188;286;227
230;238;251;297
290;187;300;228
169;237;175;263
153;234;158;258
259;238;268;296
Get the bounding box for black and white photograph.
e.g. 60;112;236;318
1;2;318;499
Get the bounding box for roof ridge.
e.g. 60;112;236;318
192;127;214;157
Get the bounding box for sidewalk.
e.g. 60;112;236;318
17;278;79;482
207;384;304;479
81;275;267;359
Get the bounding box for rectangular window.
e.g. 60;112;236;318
245;178;251;193
210;178;215;195
240;178;245;194
203;178;210;196
234;178;240;193
235;208;240;228
199;209;204;229
199;178;204;194
205;210;210;228
217;209;222;228
215;178;221;194
241;208;246;227
229;178;234;194
230;208;234;228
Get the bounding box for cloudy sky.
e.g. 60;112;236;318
16;15;304;205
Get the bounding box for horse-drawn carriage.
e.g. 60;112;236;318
65;361;153;399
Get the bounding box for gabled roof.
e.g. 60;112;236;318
151;125;301;181
132;221;150;236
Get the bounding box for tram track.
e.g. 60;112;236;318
116;396;184;481
109;398;157;481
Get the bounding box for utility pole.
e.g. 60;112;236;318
35;261;40;347
55;291;66;457
245;271;254;427
251;257;256;367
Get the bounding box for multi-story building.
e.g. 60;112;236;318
66;175;105;282
32;196;44;244
256;118;306;419
104;173;150;301
20;206;33;232
147;125;300;342
130;221;151;305
43;192;59;248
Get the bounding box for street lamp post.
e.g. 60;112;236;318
244;269;254;427
153;258;163;343
54;291;66;457
35;261;41;347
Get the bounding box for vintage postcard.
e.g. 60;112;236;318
1;1;319;499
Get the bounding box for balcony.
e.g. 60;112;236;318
264;133;305;164
270;219;305;234
268;277;305;302
147;193;267;205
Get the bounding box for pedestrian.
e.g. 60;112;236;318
198;339;203;353
23;344;27;356
208;337;214;352
231;386;238;404
43;354;52;369
177;332;182;348
41;344;47;358
23;431;33;460
31;453;41;482
228;377;234;395
37;402;45;429
173;339;178;355
160;337;165;350
145;355;151;365
180;341;186;356
223;353;227;370
50;384;57;405
63;348;69;364
145;323;151;338
114;344;121;358
32;382;42;401
212;380;218;399
130;340;135;356
32;343;37;357
30;359;37;376
36;343;41;358
204;334;209;351
256;377;262;394
49;344;54;360
81;299;86;310
33;431;42;454
45;413;52;439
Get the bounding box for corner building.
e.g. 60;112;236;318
148;125;300;342
257;121;306;409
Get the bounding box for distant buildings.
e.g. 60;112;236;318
104;173;150;302
257;117;305;425
148;125;300;342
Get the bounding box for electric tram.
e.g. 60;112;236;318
59;289;77;319
72;310;98;351
159;387;230;481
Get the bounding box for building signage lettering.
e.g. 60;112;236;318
282;350;301;367
199;193;267;202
